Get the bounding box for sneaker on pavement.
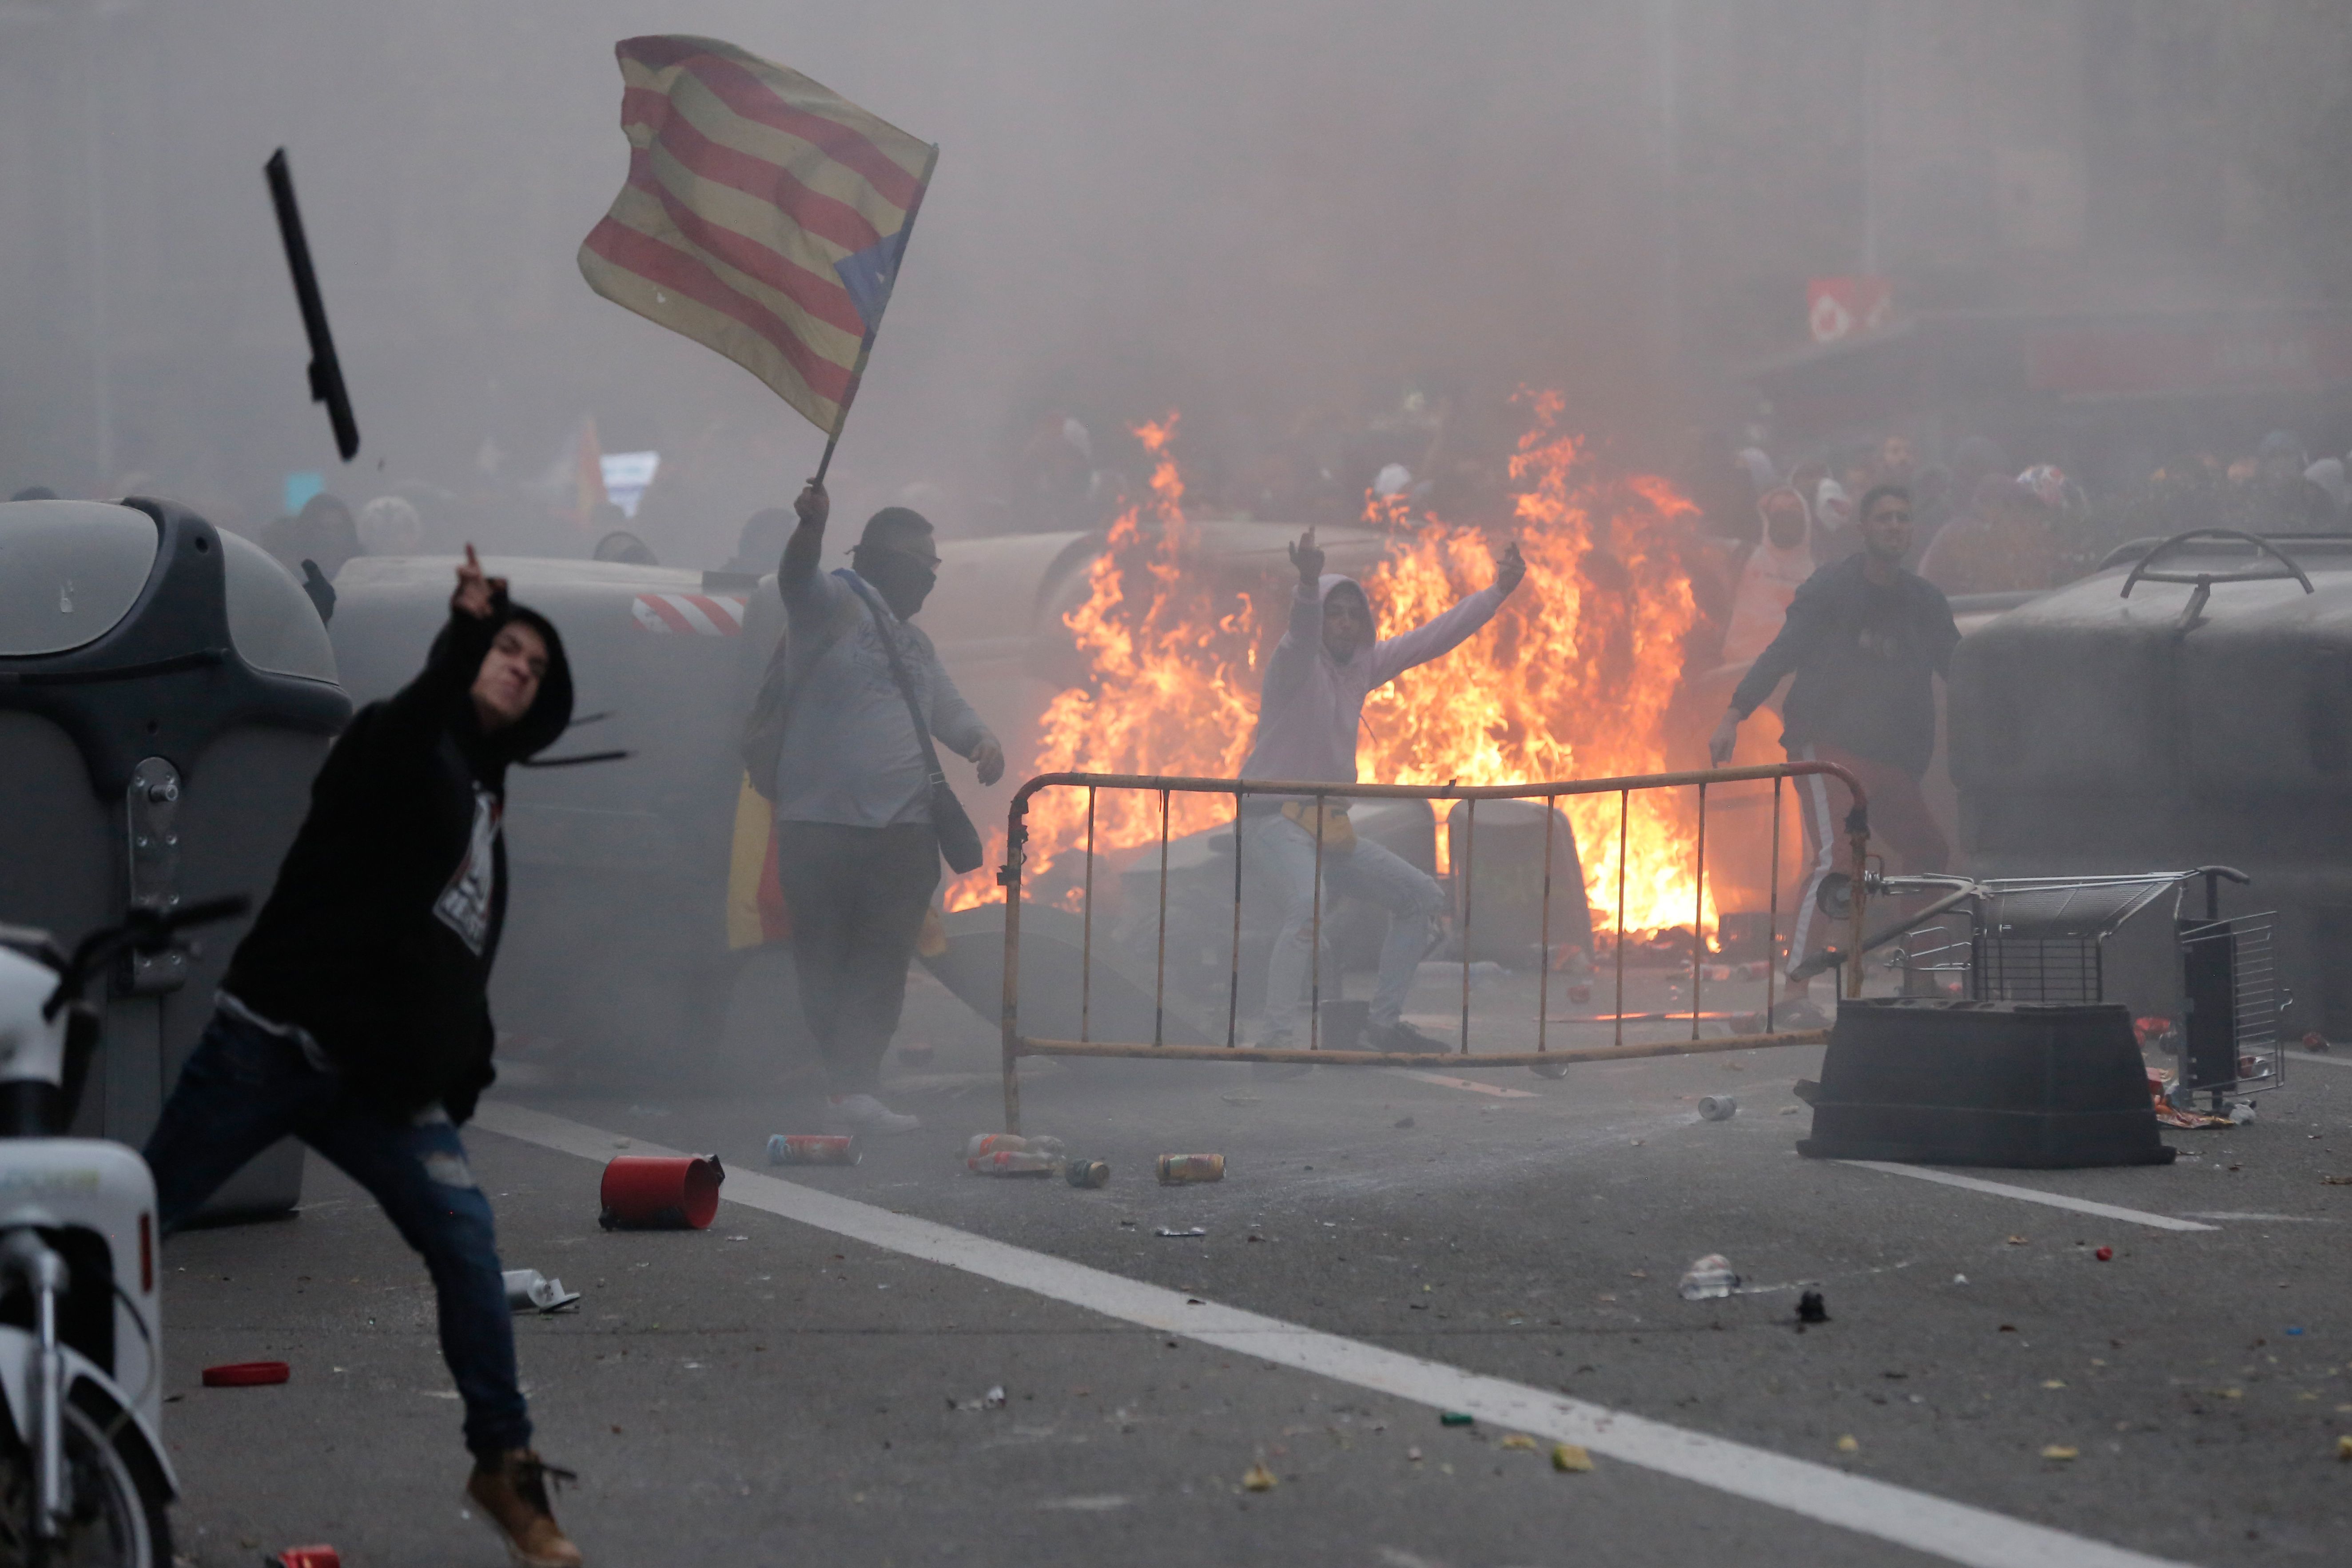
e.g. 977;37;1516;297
1365;1019;1452;1055
826;1092;922;1134
467;1449;581;1568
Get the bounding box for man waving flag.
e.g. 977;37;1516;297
578;36;936;444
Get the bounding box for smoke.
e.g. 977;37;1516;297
0;2;1670;559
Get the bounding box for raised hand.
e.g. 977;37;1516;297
452;544;505;619
794;479;830;532
1495;539;1528;596
1289;526;1325;586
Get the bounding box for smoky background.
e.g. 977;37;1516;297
1;2;2349;561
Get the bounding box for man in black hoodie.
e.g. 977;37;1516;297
141;548;584;1568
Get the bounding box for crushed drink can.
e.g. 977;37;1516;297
970;1149;1058;1177
1156;1153;1225;1185
1697;1095;1737;1122
1064;1159;1110;1188
267;1546;341;1568
769;1133;861;1166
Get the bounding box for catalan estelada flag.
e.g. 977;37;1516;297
578;36;936;438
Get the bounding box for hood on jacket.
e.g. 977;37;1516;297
1314;572;1374;658
433;598;575;762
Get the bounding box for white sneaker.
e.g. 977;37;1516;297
826;1093;922;1135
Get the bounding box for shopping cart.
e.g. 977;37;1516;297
1862;865;2281;1110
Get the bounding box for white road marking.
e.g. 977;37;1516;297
1384;1069;1538;1098
1837;1162;2219;1232
476;1101;2192;1568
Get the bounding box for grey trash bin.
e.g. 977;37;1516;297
0;497;349;1219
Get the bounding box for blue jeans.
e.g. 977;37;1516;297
143;1009;530;1459
1245;811;1448;1038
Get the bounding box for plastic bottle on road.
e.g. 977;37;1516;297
1678;1254;1739;1301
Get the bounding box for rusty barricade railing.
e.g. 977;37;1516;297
996;763;1870;1131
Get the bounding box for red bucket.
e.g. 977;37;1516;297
598;1154;724;1230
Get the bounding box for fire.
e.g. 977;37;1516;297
942;415;1263;911
943;392;1717;941
1358;390;1712;935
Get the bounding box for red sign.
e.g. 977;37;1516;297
1808;277;1893;344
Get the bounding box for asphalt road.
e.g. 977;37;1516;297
158;965;2351;1567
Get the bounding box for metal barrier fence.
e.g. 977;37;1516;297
995;763;1870;1131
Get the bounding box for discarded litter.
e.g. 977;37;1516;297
1241;1463;1277;1492
1677;1254;1739;1301
598;1154;724;1230
2229;1101;2257;1126
2303;1031;2330;1054
201;1361;289;1388
1154;1226;1207;1238
2338;1435;2352;1462
1064;1160;1111;1189
502;1269;582;1313
984;1384;1007;1409
267;1548;342;1568
1157;1153;1226;1186
1696;1095;1737;1122
1796;1290;1829;1326
2041;1445;2078;1461
1498;1434;1538;1451
1835;1435;1859;1454
768;1133;860;1166
1952;1274;1969;1285
1550;1442;1592;1473
970;1149;1059;1178
1439;1411;1474;1427
1393;1116;1415;1129
2095;1246;2113;1262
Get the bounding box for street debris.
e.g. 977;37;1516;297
597;1154;724;1230
1393;1116;1415;1129
949;1384;1009;1412
201;1361;289;1388
1835;1435;1859;1454
2095;1246;2114;1262
971;1149;1059;1177
1497;1433;1538;1451
1157;1153;1226;1185
1697;1095;1737;1122
267;1548;342;1568
2337;1435;2352;1462
2303;1031;2330;1054
1551;1442;1593;1473
502;1269;582;1313
1064;1159;1111;1188
2041;1445;2079;1461
1677;1254;1739;1301
1796;1290;1830;1326
1154;1226;1207;1238
768;1133;860;1166
1439;1411;1474;1427
1242;1463;1277;1492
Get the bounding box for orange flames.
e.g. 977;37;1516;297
1357;390;1711;935
944;392;1717;940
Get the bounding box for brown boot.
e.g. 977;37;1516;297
466;1449;583;1568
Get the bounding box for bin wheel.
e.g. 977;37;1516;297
0;1382;172;1568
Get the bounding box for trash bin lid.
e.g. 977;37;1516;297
0;501;159;657
222;530;337;682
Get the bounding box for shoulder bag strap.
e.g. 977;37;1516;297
842;573;951;785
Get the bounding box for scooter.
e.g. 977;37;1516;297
0;895;245;1567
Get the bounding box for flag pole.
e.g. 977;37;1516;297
807;141;938;490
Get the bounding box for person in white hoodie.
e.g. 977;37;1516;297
1720;482;1815;668
1240;526;1527;1054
